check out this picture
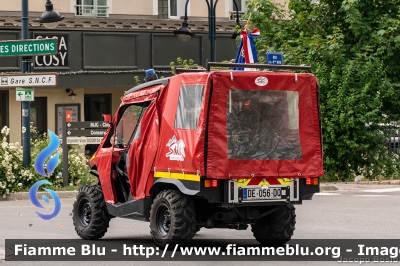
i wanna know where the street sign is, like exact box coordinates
[67,121,110,129]
[66,110,72,123]
[16,88,34,101]
[266,52,283,65]
[67,129,107,137]
[0,38,58,57]
[66,137,103,145]
[0,73,58,88]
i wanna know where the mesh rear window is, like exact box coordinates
[227,89,302,160]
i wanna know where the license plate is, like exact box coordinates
[242,187,285,200]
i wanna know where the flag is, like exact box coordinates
[234,28,260,70]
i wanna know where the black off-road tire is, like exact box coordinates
[149,190,196,247]
[251,204,296,246]
[72,184,110,240]
[191,226,201,238]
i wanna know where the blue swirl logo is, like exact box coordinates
[34,130,60,177]
[30,130,61,220]
[29,180,61,220]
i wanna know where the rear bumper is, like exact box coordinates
[193,178,320,206]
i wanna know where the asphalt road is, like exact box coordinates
[1,184,400,265]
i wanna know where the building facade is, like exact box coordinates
[0,0,284,155]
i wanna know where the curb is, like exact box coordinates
[0,191,78,201]
[353,180,400,185]
[322,180,400,186]
[319,180,400,193]
[320,185,338,192]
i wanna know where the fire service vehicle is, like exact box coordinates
[72,62,323,247]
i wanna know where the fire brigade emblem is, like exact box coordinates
[166,135,185,161]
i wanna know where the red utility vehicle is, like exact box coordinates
[72,62,323,247]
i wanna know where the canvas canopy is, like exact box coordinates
[154,71,323,179]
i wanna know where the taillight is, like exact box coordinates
[204,179,218,188]
[306,177,319,185]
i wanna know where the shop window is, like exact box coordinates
[30,97,47,135]
[76,0,108,17]
[30,108,38,128]
[174,84,204,129]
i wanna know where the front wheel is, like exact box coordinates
[72,185,110,240]
[149,190,196,247]
[251,204,296,246]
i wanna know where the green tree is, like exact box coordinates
[170,57,202,74]
[246,0,400,180]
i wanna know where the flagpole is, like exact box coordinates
[234,13,260,70]
[244,13,251,32]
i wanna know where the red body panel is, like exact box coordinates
[154,73,211,175]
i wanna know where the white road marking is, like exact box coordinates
[315,193,341,195]
[362,188,400,193]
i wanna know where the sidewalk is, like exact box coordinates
[320,179,400,193]
[0,190,77,201]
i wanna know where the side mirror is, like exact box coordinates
[102,114,112,124]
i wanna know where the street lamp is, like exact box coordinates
[21,0,64,167]
[39,0,65,29]
[174,0,241,62]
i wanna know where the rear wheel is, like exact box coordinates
[149,190,196,247]
[72,184,110,240]
[251,204,296,245]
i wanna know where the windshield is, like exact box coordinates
[115,103,148,147]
